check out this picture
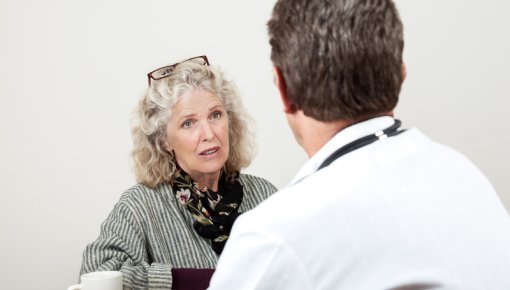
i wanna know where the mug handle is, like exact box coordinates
[67,284,83,290]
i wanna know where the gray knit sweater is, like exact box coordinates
[80,174,277,290]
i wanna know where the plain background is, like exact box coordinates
[0,0,509,289]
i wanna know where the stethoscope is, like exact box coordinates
[318,119,405,171]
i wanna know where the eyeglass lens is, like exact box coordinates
[148,55,209,85]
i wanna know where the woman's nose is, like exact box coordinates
[200,122,214,141]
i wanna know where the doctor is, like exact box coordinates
[208,0,510,289]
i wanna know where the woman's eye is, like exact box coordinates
[182,120,193,128]
[211,112,222,120]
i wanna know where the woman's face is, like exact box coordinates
[165,88,229,183]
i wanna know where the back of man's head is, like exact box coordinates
[268,0,404,122]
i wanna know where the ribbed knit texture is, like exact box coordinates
[80,173,277,290]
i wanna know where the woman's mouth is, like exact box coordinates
[199,146,220,157]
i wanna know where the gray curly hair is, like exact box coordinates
[131,59,255,188]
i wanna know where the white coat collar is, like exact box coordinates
[288,116,396,186]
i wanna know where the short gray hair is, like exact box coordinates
[131,60,255,188]
[268,0,404,122]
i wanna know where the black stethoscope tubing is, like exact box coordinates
[318,119,405,170]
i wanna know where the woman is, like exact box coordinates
[80,55,277,290]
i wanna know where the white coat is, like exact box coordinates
[209,116,510,290]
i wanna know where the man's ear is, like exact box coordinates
[273,66,297,114]
[401,63,407,82]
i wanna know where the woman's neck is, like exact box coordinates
[189,171,221,192]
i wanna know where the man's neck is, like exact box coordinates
[293,112,354,158]
[293,112,394,158]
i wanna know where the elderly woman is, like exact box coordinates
[80,55,277,290]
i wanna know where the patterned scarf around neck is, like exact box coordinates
[171,169,244,255]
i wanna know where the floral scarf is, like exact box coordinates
[171,169,244,255]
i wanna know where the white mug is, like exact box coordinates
[67,271,123,290]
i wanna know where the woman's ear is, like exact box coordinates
[162,138,172,153]
[273,67,297,114]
